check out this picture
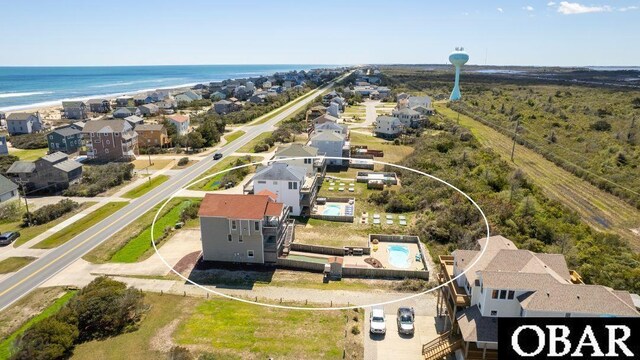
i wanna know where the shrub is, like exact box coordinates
[0,200,22,222]
[168,346,193,360]
[180,201,200,223]
[590,120,612,131]
[0,155,20,175]
[64,163,134,197]
[9,133,48,149]
[11,317,79,360]
[177,157,189,166]
[350,325,361,335]
[253,142,270,153]
[67,276,146,342]
[25,199,79,226]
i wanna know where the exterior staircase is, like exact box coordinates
[422,331,463,360]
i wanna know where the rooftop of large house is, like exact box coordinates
[52,126,81,137]
[82,119,131,133]
[198,194,283,220]
[274,143,318,158]
[254,163,305,182]
[135,124,164,132]
[167,114,189,123]
[310,131,345,142]
[0,175,18,194]
[313,113,339,124]
[6,112,38,121]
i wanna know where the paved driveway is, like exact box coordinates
[364,294,440,360]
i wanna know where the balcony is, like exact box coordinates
[438,255,471,308]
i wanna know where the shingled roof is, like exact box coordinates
[198,194,283,220]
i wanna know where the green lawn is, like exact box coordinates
[236,132,273,153]
[9,148,47,161]
[0,291,76,359]
[109,199,196,263]
[188,156,256,191]
[31,202,129,249]
[175,297,347,359]
[122,175,169,199]
[0,201,97,247]
[0,257,36,274]
[223,130,245,144]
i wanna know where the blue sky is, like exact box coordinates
[1,0,638,66]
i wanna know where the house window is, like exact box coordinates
[49,135,53,139]
[247,250,254,258]
[491,310,498,316]
[478,303,481,310]
[257,181,266,184]
[228,234,232,242]
[231,220,237,230]
[491,290,498,299]
[499,290,507,300]
[507,290,515,300]
[288,181,297,190]
[254,221,259,231]
[304,158,312,164]
[239,236,243,243]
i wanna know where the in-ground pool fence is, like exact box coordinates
[290,243,371,256]
[276,258,325,272]
[368,234,430,272]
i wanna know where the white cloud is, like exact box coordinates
[523,5,535,11]
[618,5,639,11]
[557,2,612,14]
[547,1,556,6]
[497,7,504,13]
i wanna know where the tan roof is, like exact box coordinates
[198,194,283,220]
[167,114,189,123]
[82,119,131,133]
[135,124,165,132]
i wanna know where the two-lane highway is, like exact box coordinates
[0,73,349,311]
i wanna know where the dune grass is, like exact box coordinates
[9,148,47,161]
[122,175,169,199]
[31,202,129,249]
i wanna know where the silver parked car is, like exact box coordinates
[369,307,386,335]
[396,307,415,335]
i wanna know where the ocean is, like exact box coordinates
[0,64,331,111]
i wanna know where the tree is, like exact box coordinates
[632,97,640,109]
[11,317,79,360]
[590,120,612,131]
[0,154,20,175]
[187,131,205,149]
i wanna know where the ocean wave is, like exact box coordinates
[90,78,184,88]
[0,91,53,99]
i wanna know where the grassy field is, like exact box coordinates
[223,130,245,144]
[132,158,173,170]
[0,256,35,274]
[437,104,640,250]
[109,199,196,263]
[8,148,47,161]
[236,132,274,153]
[122,175,169,199]
[72,293,361,360]
[348,132,415,167]
[0,290,76,359]
[32,202,129,249]
[188,155,258,191]
[0,201,97,247]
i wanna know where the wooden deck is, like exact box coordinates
[422,331,463,360]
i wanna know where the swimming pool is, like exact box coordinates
[387,245,410,268]
[323,204,342,216]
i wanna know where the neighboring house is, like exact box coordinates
[115,96,134,107]
[0,175,19,204]
[48,127,83,154]
[198,193,294,264]
[6,112,43,135]
[166,114,190,136]
[374,116,403,139]
[157,99,177,114]
[124,115,144,128]
[82,119,138,162]
[174,93,194,104]
[262,80,272,89]
[309,131,346,166]
[248,93,267,104]
[135,124,170,148]
[6,152,83,193]
[213,100,241,115]
[150,90,171,102]
[305,105,326,122]
[138,103,160,116]
[392,108,421,127]
[407,95,432,110]
[210,91,226,100]
[326,102,340,118]
[69,121,86,131]
[0,136,8,155]
[87,98,111,113]
[314,121,348,137]
[133,93,154,106]
[62,101,88,120]
[272,143,326,177]
[112,107,141,119]
[312,113,340,127]
[431,235,640,359]
[251,163,309,216]
[0,112,5,120]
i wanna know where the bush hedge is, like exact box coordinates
[24,199,79,226]
[64,163,134,197]
[9,133,48,149]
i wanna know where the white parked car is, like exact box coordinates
[369,307,386,335]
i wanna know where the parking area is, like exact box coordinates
[364,293,441,360]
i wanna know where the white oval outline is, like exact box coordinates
[151,155,490,310]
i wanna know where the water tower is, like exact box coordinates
[449,47,469,101]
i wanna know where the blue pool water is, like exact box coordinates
[388,245,410,269]
[322,204,342,216]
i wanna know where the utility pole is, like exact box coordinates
[17,181,32,227]
[510,117,521,162]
